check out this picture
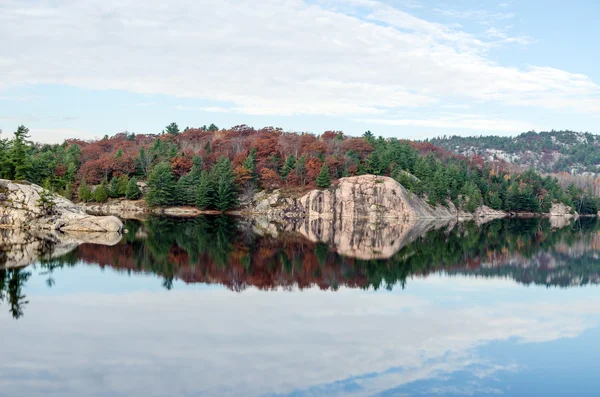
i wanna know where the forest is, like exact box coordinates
[430,130,600,174]
[1,123,599,214]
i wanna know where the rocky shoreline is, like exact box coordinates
[81,175,577,223]
[0,179,124,233]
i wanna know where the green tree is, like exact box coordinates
[94,179,109,203]
[460,182,482,212]
[78,178,92,202]
[117,174,129,196]
[165,122,180,135]
[11,125,32,180]
[37,186,57,216]
[125,177,142,200]
[316,164,331,188]
[281,154,296,178]
[146,162,176,207]
[109,176,120,198]
[196,170,214,210]
[211,157,238,212]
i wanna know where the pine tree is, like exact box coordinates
[94,179,109,203]
[11,125,31,180]
[281,154,296,178]
[196,170,214,210]
[117,174,129,196]
[78,178,92,202]
[177,173,197,206]
[62,182,74,200]
[165,122,180,135]
[243,149,257,181]
[211,157,238,212]
[37,186,57,216]
[316,164,331,188]
[487,191,503,210]
[146,162,176,207]
[125,177,142,200]
[109,176,120,198]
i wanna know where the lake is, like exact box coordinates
[2,216,600,396]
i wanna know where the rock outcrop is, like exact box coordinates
[549,203,574,217]
[246,175,458,222]
[0,180,123,233]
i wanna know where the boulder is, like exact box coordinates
[0,179,123,233]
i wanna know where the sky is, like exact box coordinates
[1,0,599,143]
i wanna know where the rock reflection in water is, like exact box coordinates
[2,216,600,319]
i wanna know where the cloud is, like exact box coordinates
[354,113,543,133]
[0,0,598,124]
[433,8,515,21]
[0,277,599,397]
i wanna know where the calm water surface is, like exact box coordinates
[2,217,600,396]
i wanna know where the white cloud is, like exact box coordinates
[0,0,598,125]
[0,279,598,397]
[355,113,544,133]
[433,7,515,21]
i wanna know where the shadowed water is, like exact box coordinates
[1,216,600,396]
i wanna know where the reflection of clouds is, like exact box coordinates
[0,278,599,397]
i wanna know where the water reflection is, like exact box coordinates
[2,216,600,320]
[2,217,600,396]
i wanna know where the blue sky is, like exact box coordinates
[1,0,599,143]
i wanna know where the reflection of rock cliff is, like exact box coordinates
[292,217,453,260]
[0,179,123,232]
[0,228,122,269]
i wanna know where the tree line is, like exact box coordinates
[1,123,599,213]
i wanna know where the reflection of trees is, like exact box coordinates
[0,268,31,319]
[30,216,600,294]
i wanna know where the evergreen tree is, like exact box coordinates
[94,179,109,203]
[0,133,10,179]
[117,174,129,196]
[125,177,142,200]
[243,149,257,181]
[211,157,238,212]
[78,178,92,202]
[62,182,74,201]
[109,176,120,198]
[281,154,296,178]
[11,125,31,180]
[146,162,176,207]
[196,170,214,210]
[37,186,57,216]
[177,173,198,206]
[165,122,180,135]
[487,190,503,210]
[460,181,482,212]
[316,164,331,188]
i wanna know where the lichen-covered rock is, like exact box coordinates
[0,179,123,233]
[549,203,574,217]
[245,175,458,222]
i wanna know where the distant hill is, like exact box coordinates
[429,130,600,174]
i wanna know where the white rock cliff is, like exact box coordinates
[0,179,123,233]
